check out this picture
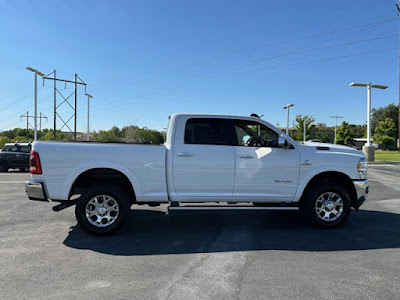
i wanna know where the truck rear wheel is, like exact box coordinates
[301,182,351,228]
[75,184,130,235]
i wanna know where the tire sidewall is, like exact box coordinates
[75,184,130,235]
[302,182,351,228]
[0,161,8,172]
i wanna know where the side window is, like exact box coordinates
[20,146,31,153]
[3,146,17,152]
[234,120,279,147]
[184,118,234,146]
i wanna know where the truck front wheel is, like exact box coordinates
[75,184,130,235]
[301,182,351,228]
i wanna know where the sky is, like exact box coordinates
[0,0,398,133]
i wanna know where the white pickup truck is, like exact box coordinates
[25,113,369,235]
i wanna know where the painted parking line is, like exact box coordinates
[0,181,25,184]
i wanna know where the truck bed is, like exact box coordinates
[32,141,167,202]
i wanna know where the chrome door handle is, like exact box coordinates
[239,154,254,159]
[177,152,193,157]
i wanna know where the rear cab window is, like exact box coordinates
[184,118,235,146]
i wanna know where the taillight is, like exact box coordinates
[29,151,42,174]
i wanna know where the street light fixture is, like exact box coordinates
[350,82,388,161]
[283,103,294,135]
[84,92,93,141]
[26,66,45,141]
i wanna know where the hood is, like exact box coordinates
[299,141,364,156]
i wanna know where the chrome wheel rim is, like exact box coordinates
[85,194,119,228]
[315,192,343,222]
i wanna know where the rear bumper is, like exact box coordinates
[352,179,369,209]
[25,181,48,202]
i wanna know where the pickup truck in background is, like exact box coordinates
[0,142,31,172]
[25,113,369,235]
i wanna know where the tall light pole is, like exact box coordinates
[350,82,388,161]
[26,67,45,141]
[330,116,343,144]
[84,93,93,141]
[283,104,294,135]
[303,116,307,142]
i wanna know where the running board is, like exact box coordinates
[168,205,299,212]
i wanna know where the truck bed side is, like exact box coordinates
[32,141,168,202]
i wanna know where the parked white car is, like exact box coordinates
[25,113,369,235]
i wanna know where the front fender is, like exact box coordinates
[293,165,358,203]
[61,160,143,202]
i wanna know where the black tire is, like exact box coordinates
[75,184,131,235]
[0,161,9,172]
[19,168,25,172]
[300,182,351,228]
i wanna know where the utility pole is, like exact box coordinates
[330,116,343,144]
[41,71,87,141]
[396,1,400,148]
[20,111,35,140]
[38,113,48,138]
[74,74,77,141]
[53,70,56,140]
[84,93,93,141]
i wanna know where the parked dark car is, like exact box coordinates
[0,143,31,172]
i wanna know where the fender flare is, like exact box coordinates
[61,160,143,202]
[293,166,356,203]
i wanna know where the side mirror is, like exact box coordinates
[278,136,286,147]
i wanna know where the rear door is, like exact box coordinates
[232,119,301,202]
[16,145,31,168]
[172,116,236,201]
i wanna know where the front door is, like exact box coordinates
[232,119,301,202]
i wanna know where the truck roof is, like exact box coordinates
[4,142,31,146]
[169,113,264,120]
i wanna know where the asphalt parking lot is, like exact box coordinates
[1,164,400,300]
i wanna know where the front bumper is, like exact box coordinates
[352,179,369,209]
[25,181,48,202]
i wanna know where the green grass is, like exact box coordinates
[374,150,400,162]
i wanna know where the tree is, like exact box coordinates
[373,118,396,149]
[371,103,398,145]
[292,114,315,141]
[92,130,120,143]
[336,121,353,145]
[348,124,366,139]
[0,136,10,148]
[42,131,69,141]
[314,130,334,143]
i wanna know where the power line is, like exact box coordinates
[193,17,398,62]
[259,47,398,71]
[0,85,49,112]
[199,33,398,80]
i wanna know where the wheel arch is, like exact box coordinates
[0,159,9,170]
[64,163,142,203]
[298,171,357,208]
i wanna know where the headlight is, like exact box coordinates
[357,157,368,179]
